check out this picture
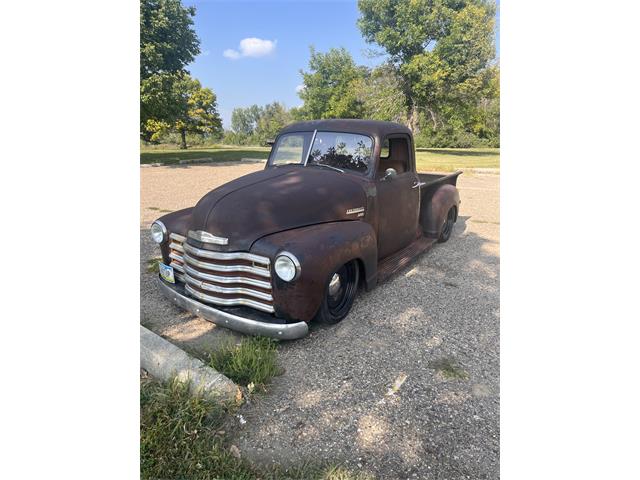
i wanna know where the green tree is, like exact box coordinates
[140,0,200,138]
[298,47,367,119]
[231,105,263,139]
[358,0,497,135]
[144,74,222,149]
[254,102,292,143]
[353,64,407,123]
[140,0,200,79]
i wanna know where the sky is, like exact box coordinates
[185,0,500,128]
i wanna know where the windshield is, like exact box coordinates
[269,131,374,175]
[269,132,313,166]
[308,132,373,174]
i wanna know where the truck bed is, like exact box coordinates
[418,170,462,194]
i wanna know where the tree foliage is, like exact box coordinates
[358,0,499,146]
[144,74,223,148]
[227,102,294,145]
[140,0,200,80]
[298,47,368,119]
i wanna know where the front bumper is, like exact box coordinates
[157,277,309,340]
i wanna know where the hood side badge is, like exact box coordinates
[188,230,229,245]
[346,207,365,217]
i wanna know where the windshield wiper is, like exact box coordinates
[309,163,344,173]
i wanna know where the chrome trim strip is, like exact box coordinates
[183,253,271,278]
[175,272,186,282]
[157,277,308,339]
[183,264,272,289]
[188,230,229,245]
[185,284,275,313]
[169,242,184,253]
[183,242,270,266]
[184,275,273,302]
[169,232,186,242]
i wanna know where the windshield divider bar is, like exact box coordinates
[303,129,317,166]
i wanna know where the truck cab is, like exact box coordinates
[151,119,461,339]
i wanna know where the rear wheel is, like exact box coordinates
[438,207,456,243]
[314,261,359,324]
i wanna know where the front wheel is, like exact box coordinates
[438,207,456,243]
[314,261,359,324]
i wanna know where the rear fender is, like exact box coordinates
[420,184,460,238]
[251,221,377,322]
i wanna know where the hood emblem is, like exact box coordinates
[188,230,229,245]
[346,207,365,217]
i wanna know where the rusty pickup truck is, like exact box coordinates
[151,119,461,339]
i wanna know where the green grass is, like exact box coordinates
[415,147,499,172]
[140,144,270,165]
[146,257,161,273]
[428,357,470,380]
[140,143,499,172]
[141,378,373,480]
[209,336,281,389]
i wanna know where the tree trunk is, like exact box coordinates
[428,109,438,130]
[407,102,420,134]
[180,129,187,149]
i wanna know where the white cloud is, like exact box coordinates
[223,49,241,59]
[223,37,276,60]
[295,84,305,93]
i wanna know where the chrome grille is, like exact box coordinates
[168,232,274,313]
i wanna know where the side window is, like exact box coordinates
[380,138,390,159]
[377,136,410,177]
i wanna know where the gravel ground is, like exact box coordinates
[140,161,499,479]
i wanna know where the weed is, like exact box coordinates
[428,357,469,380]
[210,336,281,388]
[146,257,161,273]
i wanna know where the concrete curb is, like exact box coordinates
[140,325,238,403]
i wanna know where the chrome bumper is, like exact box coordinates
[157,277,309,340]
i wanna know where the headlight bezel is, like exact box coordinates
[274,251,301,282]
[150,220,167,244]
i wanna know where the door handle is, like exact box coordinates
[412,182,426,189]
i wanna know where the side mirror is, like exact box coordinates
[265,139,275,147]
[382,168,397,181]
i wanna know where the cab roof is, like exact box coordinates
[278,119,412,141]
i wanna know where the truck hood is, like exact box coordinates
[190,165,368,251]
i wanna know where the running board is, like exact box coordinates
[377,236,437,284]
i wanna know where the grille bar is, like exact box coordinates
[185,284,274,313]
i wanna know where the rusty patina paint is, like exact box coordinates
[154,119,462,325]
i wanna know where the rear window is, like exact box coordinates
[307,132,373,175]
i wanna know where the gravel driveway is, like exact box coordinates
[140,161,499,479]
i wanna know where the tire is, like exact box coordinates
[438,207,456,243]
[314,260,360,324]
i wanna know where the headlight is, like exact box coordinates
[274,252,300,282]
[150,221,167,244]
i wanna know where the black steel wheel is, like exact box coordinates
[314,260,359,325]
[438,207,456,243]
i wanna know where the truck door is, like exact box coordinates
[376,135,420,259]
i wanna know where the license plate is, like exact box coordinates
[159,263,175,284]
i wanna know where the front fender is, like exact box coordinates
[251,221,377,322]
